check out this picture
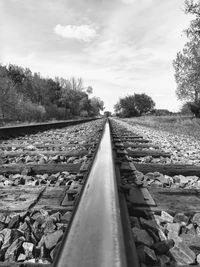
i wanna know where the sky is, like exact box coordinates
[0,0,193,112]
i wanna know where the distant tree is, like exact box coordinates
[134,93,155,115]
[89,97,104,116]
[120,95,139,117]
[104,111,112,117]
[150,109,173,116]
[114,93,155,117]
[114,102,121,115]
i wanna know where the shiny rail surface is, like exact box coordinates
[54,121,128,267]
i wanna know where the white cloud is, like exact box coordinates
[54,24,97,42]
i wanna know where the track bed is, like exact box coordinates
[110,118,200,266]
[1,117,200,267]
[0,119,106,266]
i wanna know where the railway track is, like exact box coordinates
[109,118,200,267]
[1,117,200,266]
[0,118,105,266]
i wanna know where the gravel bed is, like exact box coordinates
[0,119,106,264]
[0,209,70,263]
[122,171,200,266]
[0,119,105,164]
[130,209,200,266]
[0,119,105,153]
[128,170,200,189]
[116,118,200,165]
[0,172,78,187]
[2,154,87,165]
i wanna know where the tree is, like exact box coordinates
[173,41,200,102]
[173,0,200,103]
[181,102,194,115]
[134,93,155,115]
[104,111,112,117]
[89,97,104,116]
[0,66,18,120]
[0,63,103,122]
[114,94,155,117]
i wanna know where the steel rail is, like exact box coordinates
[0,118,98,139]
[53,121,128,267]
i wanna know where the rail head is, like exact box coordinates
[53,121,129,267]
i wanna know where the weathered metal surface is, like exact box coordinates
[54,121,128,267]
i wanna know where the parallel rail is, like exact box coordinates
[0,118,98,139]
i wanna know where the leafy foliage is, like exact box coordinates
[173,0,200,107]
[114,93,155,117]
[0,63,104,124]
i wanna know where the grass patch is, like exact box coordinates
[121,115,200,140]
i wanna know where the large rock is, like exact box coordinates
[192,213,200,227]
[43,230,63,250]
[50,241,61,261]
[19,222,29,232]
[0,229,22,250]
[0,222,6,231]
[155,174,170,185]
[137,245,157,265]
[61,211,72,222]
[166,223,181,237]
[0,213,6,223]
[152,239,174,254]
[129,217,141,228]
[23,242,34,258]
[132,227,154,247]
[4,236,24,262]
[173,213,189,225]
[17,253,26,262]
[157,228,167,241]
[170,242,196,265]
[186,223,196,235]
[8,215,20,229]
[50,212,61,223]
[42,218,56,234]
[140,217,158,233]
[161,211,173,223]
[157,254,171,266]
[144,172,155,180]
[180,233,200,254]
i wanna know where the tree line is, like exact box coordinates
[173,0,200,117]
[0,64,104,124]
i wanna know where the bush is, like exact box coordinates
[16,100,46,122]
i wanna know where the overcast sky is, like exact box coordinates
[0,0,192,112]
